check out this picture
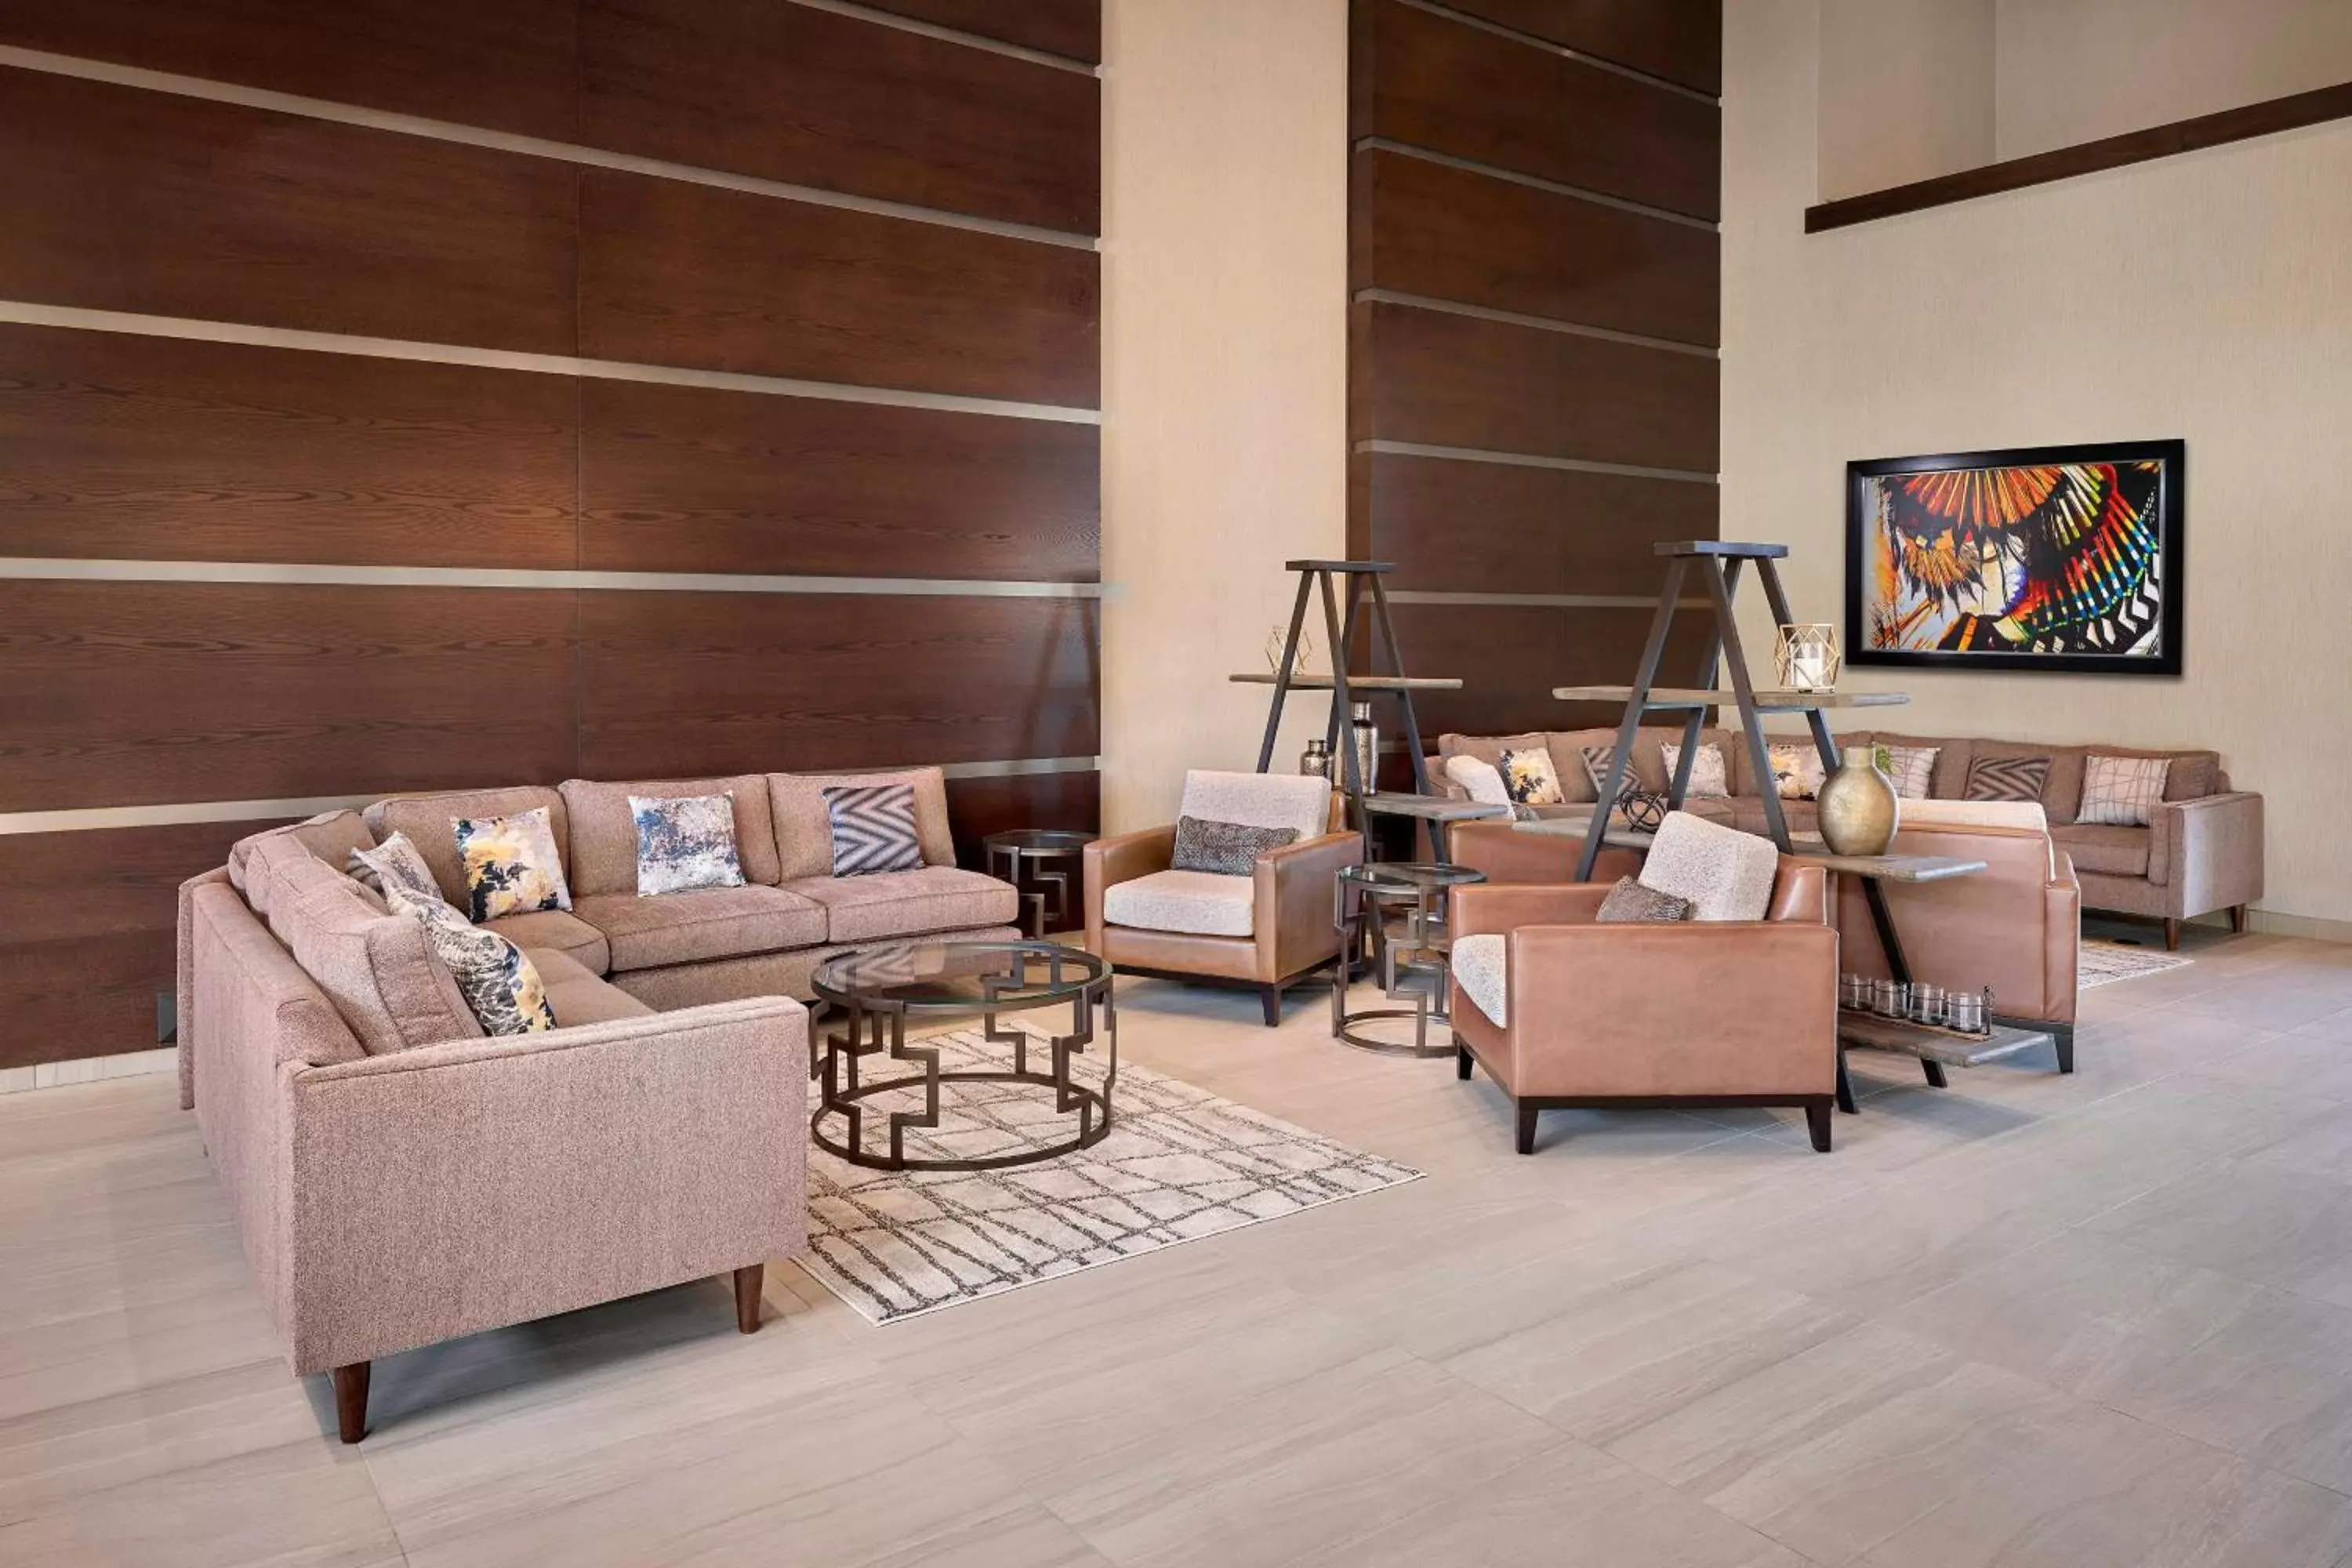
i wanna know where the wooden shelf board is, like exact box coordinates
[1229,673,1463,691]
[1360,792,1512,822]
[1509,811,1656,850]
[1838,1008,2052,1068]
[1551,685,1911,711]
[1789,843,1989,883]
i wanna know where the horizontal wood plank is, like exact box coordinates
[1388,601,1716,739]
[943,770,1101,869]
[0,0,580,141]
[576,591,1099,779]
[1355,450,1715,595]
[1358,0,1719,221]
[582,0,1098,234]
[859,0,1101,64]
[1439,0,1721,96]
[1354,300,1719,473]
[0,69,577,355]
[579,170,1098,408]
[0,581,580,811]
[0,324,579,568]
[1354,147,1716,344]
[581,379,1096,581]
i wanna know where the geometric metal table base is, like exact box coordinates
[1330,862,1484,1058]
[983,829,1096,939]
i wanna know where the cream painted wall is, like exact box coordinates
[1817,0,1994,200]
[1726,0,2352,926]
[1098,0,1350,833]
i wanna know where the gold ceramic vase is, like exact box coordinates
[1817,748,1900,856]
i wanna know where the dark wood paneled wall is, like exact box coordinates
[1347,0,1720,742]
[0,1,1102,1067]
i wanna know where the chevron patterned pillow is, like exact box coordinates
[1965,753,2051,804]
[822,783,925,877]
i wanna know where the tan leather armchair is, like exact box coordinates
[1447,860,1840,1154]
[1832,804,2081,1073]
[1084,771,1360,1025]
[1447,818,1642,885]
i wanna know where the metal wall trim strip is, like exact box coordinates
[1356,288,1718,358]
[0,557,1105,597]
[1395,0,1719,107]
[1356,439,1717,485]
[1354,137,1719,234]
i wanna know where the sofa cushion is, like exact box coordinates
[1639,811,1778,922]
[227,810,376,915]
[1102,869,1255,938]
[572,884,827,972]
[528,948,655,1027]
[367,786,569,907]
[1178,770,1330,845]
[781,866,1021,942]
[264,853,484,1054]
[1451,933,1506,1025]
[482,909,610,975]
[770,768,955,880]
[2052,823,2152,879]
[558,775,780,895]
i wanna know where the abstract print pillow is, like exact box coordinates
[822,783,925,877]
[383,882,555,1036]
[1766,743,1827,800]
[630,792,745,897]
[1497,746,1566,806]
[454,805,573,924]
[347,830,447,908]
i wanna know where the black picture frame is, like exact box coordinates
[1845,439,2185,677]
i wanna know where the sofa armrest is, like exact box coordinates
[1255,829,1364,980]
[2152,791,2263,915]
[1083,826,1176,956]
[1507,921,1840,1098]
[280,996,808,1374]
[2045,851,2080,1022]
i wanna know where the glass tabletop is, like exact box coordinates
[811,939,1108,1010]
[1339,861,1488,892]
[983,829,1098,852]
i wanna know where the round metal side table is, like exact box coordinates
[983,829,1097,938]
[1331,862,1486,1057]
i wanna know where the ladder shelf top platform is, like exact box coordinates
[1552,684,1909,713]
[1232,673,1463,691]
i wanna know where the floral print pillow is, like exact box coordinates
[385,882,556,1036]
[454,805,573,924]
[630,793,746,897]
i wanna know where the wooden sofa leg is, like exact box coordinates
[1805,1099,1833,1153]
[2230,904,2249,934]
[332,1362,369,1445]
[2164,917,2182,951]
[2053,1024,2075,1076]
[1514,1100,1538,1156]
[1456,1043,1472,1081]
[734,1265,764,1334]
[1260,985,1283,1028]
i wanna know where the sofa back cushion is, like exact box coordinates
[770,768,955,880]
[365,786,568,907]
[559,775,781,895]
[1443,728,1715,804]
[1178,769,1330,845]
[227,810,376,916]
[262,852,484,1054]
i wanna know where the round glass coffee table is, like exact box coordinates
[1332,862,1486,1057]
[809,939,1115,1172]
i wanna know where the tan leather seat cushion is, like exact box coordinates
[557,775,782,896]
[2053,823,2152,878]
[572,885,826,972]
[1102,869,1255,938]
[779,867,1019,943]
[365,786,570,907]
[529,948,656,1026]
[483,909,611,975]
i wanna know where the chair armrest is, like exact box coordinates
[280,997,807,1373]
[2152,791,2263,912]
[1507,922,1840,1098]
[1257,830,1364,979]
[2045,852,2080,1022]
[1083,825,1175,955]
[1449,882,1610,937]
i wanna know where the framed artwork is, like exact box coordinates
[1846,440,2184,675]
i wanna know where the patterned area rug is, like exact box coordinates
[2080,938,2194,989]
[799,1028,1422,1325]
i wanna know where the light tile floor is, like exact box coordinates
[8,924,2352,1565]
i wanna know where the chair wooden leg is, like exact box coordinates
[1514,1100,1538,1156]
[2053,1023,2074,1075]
[2164,917,2182,950]
[734,1264,764,1334]
[331,1362,369,1445]
[1805,1098,1833,1153]
[1259,985,1283,1028]
[2230,904,2249,934]
[1456,1043,1472,1081]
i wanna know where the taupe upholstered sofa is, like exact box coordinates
[176,766,1022,1442]
[1435,728,2259,947]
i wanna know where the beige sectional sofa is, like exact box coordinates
[178,764,1021,1443]
[1434,727,2260,945]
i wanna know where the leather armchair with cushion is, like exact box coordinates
[1084,770,1360,1025]
[1446,857,1840,1154]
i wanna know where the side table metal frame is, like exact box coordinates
[1330,870,1463,1058]
[983,833,1092,939]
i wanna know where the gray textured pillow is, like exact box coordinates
[348,831,446,908]
[1595,875,1693,924]
[1171,815,1298,876]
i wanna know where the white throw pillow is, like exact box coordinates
[1875,744,1940,800]
[1636,811,1779,922]
[1444,753,1513,808]
[2078,753,2170,826]
[1659,742,1730,799]
[1451,933,1507,1025]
